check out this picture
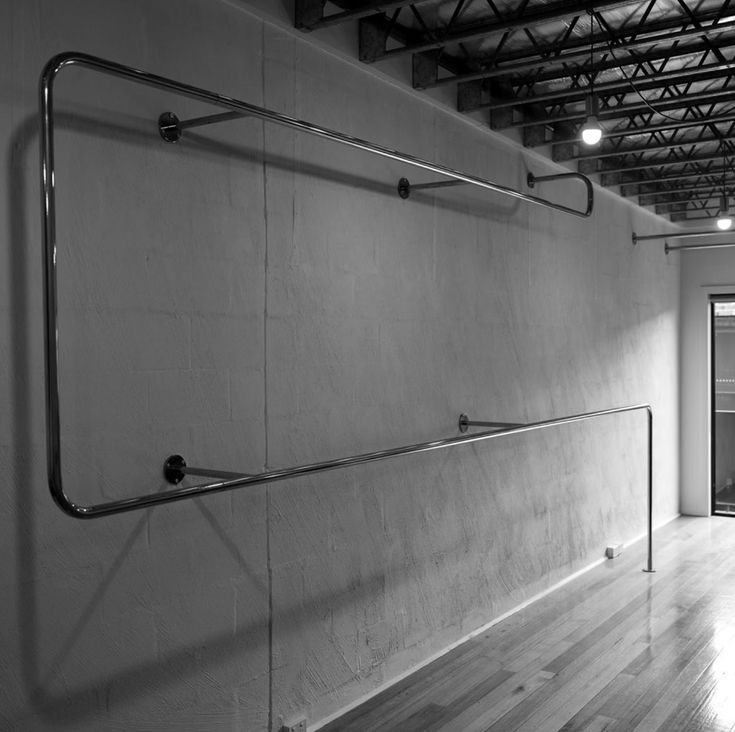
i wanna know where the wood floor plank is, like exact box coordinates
[580,715,616,732]
[316,518,735,732]
[434,669,557,732]
[557,673,635,732]
[559,559,735,732]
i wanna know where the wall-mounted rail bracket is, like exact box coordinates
[457,414,524,433]
[163,455,252,483]
[158,110,248,143]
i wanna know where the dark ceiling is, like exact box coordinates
[295,0,735,224]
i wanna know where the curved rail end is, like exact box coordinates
[526,170,594,218]
[49,475,95,519]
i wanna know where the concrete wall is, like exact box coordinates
[1,1,679,730]
[681,253,735,515]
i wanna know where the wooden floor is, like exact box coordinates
[320,516,735,732]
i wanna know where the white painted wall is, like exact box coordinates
[680,251,735,516]
[0,1,679,730]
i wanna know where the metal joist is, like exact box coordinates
[605,164,727,188]
[359,0,631,63]
[413,8,735,91]
[493,83,735,131]
[545,112,735,152]
[554,129,735,163]
[295,0,431,31]
[580,146,733,176]
[621,175,730,197]
[475,63,735,117]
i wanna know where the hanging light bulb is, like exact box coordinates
[717,194,732,230]
[716,144,731,230]
[581,94,603,146]
[580,10,603,146]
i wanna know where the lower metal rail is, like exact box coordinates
[45,394,655,571]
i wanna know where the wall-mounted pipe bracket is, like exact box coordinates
[458,414,525,433]
[158,112,182,143]
[163,455,252,483]
[163,454,186,483]
[159,110,248,143]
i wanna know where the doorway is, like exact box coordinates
[712,297,735,515]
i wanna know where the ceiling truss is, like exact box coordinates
[296,0,735,225]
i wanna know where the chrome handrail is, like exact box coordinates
[44,383,655,570]
[39,55,647,572]
[41,52,593,218]
[458,405,654,573]
[632,230,735,253]
[395,170,594,217]
[665,241,735,253]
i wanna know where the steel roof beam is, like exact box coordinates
[500,37,735,90]
[296,0,430,31]
[604,161,729,186]
[472,63,735,114]
[544,111,735,150]
[555,129,732,163]
[494,85,735,130]
[580,147,733,176]
[361,0,636,63]
[656,202,720,214]
[641,188,727,206]
[620,172,729,195]
[414,7,735,88]
[671,212,718,222]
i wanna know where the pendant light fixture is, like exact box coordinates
[717,144,732,231]
[580,9,603,146]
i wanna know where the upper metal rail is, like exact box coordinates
[41,52,593,219]
[632,230,735,253]
[665,241,735,253]
[632,229,733,243]
[395,170,593,217]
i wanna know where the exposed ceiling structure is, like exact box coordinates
[295,0,735,225]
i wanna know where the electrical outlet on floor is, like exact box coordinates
[606,543,623,559]
[281,719,307,732]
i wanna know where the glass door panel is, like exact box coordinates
[713,299,735,515]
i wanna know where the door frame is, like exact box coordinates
[710,294,735,515]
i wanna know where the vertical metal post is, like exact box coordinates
[643,406,655,572]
